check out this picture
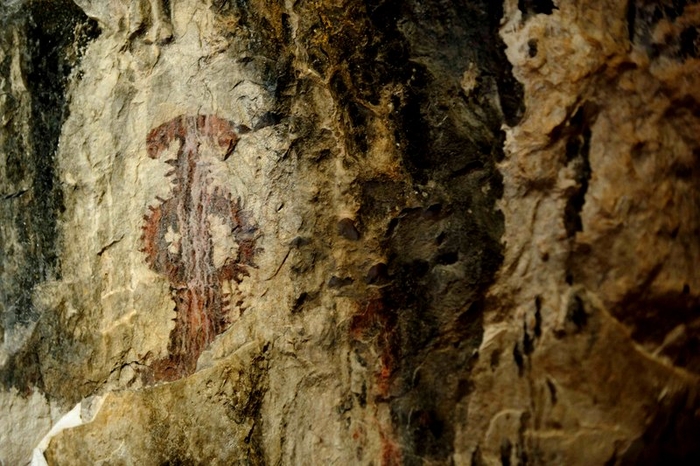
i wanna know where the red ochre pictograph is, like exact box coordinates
[140,115,257,381]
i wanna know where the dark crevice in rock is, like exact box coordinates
[490,3,526,128]
[565,294,588,332]
[490,350,501,370]
[472,446,485,466]
[627,0,638,43]
[628,0,697,60]
[518,0,557,20]
[561,104,595,237]
[337,218,361,241]
[664,0,688,20]
[617,291,700,373]
[513,342,525,376]
[291,291,313,314]
[516,412,530,465]
[619,386,700,465]
[328,275,354,289]
[341,1,515,460]
[25,0,98,280]
[1,1,99,397]
[365,263,389,285]
[546,378,557,405]
[534,296,542,338]
[679,26,699,58]
[162,0,172,18]
[435,251,459,266]
[500,438,513,466]
[528,38,539,57]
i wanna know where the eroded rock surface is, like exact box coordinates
[458,1,700,464]
[0,0,698,464]
[45,341,267,465]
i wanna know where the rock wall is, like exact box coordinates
[460,2,700,463]
[1,0,698,464]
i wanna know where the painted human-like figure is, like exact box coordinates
[141,115,257,381]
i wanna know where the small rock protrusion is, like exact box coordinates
[365,263,388,285]
[328,276,354,289]
[337,218,361,241]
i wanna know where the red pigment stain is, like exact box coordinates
[141,115,257,381]
[380,430,403,466]
[350,296,402,465]
[350,298,398,399]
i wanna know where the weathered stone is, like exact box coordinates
[0,0,698,464]
[45,340,267,464]
[455,1,700,464]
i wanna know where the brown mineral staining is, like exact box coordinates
[349,297,400,402]
[380,434,402,466]
[141,115,257,381]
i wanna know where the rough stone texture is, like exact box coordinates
[457,1,700,464]
[0,0,698,465]
[45,340,267,464]
[1,0,94,369]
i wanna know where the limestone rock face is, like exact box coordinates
[457,2,700,464]
[45,341,267,464]
[1,0,698,464]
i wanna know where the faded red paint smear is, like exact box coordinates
[350,297,402,465]
[141,115,257,382]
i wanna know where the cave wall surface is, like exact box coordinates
[0,0,698,464]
